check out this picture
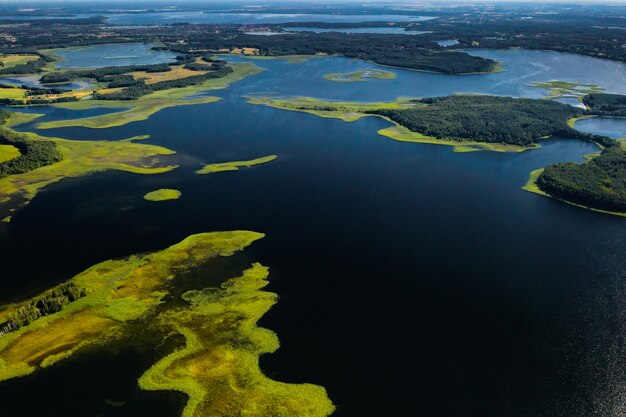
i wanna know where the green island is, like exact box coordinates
[0,231,335,416]
[529,80,605,101]
[143,188,182,201]
[196,155,278,174]
[0,111,177,219]
[247,95,606,152]
[323,69,396,82]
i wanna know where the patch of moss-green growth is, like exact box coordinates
[139,263,335,417]
[246,96,534,153]
[196,154,277,174]
[36,63,263,130]
[567,115,596,128]
[323,69,396,82]
[4,112,44,128]
[529,80,605,101]
[144,188,182,201]
[0,231,265,382]
[0,123,177,215]
[0,144,20,163]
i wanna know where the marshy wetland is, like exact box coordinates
[1,41,626,417]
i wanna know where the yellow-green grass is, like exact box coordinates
[246,96,534,153]
[196,154,277,174]
[0,144,20,163]
[522,168,626,217]
[567,115,596,128]
[323,69,396,82]
[0,231,265,381]
[0,88,26,100]
[131,66,208,85]
[36,63,263,130]
[139,262,335,417]
[0,126,177,210]
[219,53,326,64]
[0,54,39,69]
[4,112,44,127]
[144,188,182,201]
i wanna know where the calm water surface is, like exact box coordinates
[1,48,626,417]
[283,27,431,35]
[53,43,177,69]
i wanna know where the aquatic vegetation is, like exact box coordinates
[323,69,396,82]
[0,124,177,216]
[140,263,335,417]
[246,96,535,152]
[0,231,265,381]
[0,231,335,416]
[144,188,182,201]
[529,80,605,101]
[36,63,263,130]
[196,155,278,174]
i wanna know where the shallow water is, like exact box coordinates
[53,43,177,69]
[575,117,626,138]
[1,48,626,417]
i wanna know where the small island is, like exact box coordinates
[323,69,396,82]
[196,155,278,174]
[143,188,182,201]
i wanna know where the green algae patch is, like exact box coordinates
[139,263,335,417]
[247,96,534,153]
[0,144,20,163]
[144,188,182,201]
[522,168,626,217]
[529,80,605,101]
[0,231,265,381]
[196,154,277,174]
[36,63,263,130]
[0,125,177,215]
[323,69,396,82]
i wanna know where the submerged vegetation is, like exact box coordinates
[529,80,605,101]
[0,231,335,416]
[323,69,396,82]
[196,155,278,174]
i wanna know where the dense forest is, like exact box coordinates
[369,95,608,147]
[537,144,626,212]
[0,110,63,177]
[583,94,626,117]
[0,283,86,336]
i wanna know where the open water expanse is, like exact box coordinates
[0,47,625,417]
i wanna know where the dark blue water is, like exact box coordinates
[1,49,626,417]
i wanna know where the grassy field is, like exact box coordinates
[131,65,207,84]
[323,69,397,82]
[246,96,534,153]
[196,155,278,174]
[0,88,26,100]
[144,188,182,201]
[0,54,39,69]
[0,144,20,163]
[36,62,263,130]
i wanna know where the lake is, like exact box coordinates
[52,43,177,69]
[1,48,625,417]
